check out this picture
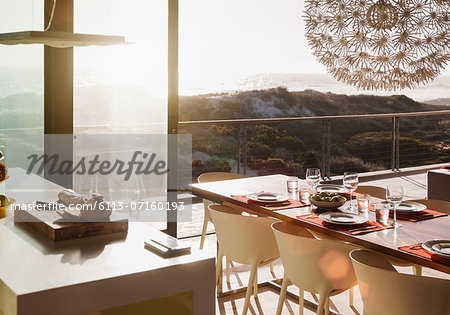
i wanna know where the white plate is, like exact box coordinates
[319,212,368,225]
[316,184,348,194]
[380,201,426,213]
[422,240,450,259]
[246,192,289,203]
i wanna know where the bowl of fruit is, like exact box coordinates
[309,192,346,210]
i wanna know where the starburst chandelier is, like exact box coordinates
[304,0,450,90]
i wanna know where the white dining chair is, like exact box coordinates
[350,249,450,315]
[209,204,280,315]
[272,221,358,315]
[197,172,248,284]
[355,185,387,200]
[198,172,248,250]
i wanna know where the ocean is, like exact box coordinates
[0,67,449,103]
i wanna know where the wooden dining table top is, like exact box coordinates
[191,174,450,274]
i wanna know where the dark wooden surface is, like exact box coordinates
[192,174,450,274]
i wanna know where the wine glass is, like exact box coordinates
[306,168,321,194]
[343,172,359,212]
[386,185,403,228]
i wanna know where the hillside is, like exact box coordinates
[180,87,449,121]
[180,88,450,176]
[423,98,450,106]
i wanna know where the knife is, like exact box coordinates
[349,225,379,233]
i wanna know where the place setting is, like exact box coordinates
[399,240,450,266]
[231,191,307,211]
[297,210,393,235]
[371,200,448,222]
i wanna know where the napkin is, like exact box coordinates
[230,195,307,211]
[296,213,393,235]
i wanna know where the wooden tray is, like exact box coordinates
[14,209,128,241]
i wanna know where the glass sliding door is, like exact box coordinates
[74,0,170,232]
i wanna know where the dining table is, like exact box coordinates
[191,174,450,275]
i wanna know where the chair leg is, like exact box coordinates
[253,268,258,297]
[270,262,274,273]
[199,217,208,250]
[226,257,231,283]
[275,275,289,315]
[242,264,258,315]
[412,265,422,276]
[315,293,329,315]
[324,297,330,315]
[349,287,354,307]
[299,288,304,315]
[215,252,224,295]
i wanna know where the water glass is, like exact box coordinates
[287,177,299,200]
[299,185,310,203]
[343,172,359,212]
[287,177,299,193]
[375,203,390,225]
[386,185,403,228]
[306,168,321,193]
[357,194,370,212]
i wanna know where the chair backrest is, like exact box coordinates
[209,204,279,265]
[272,222,357,295]
[355,185,386,200]
[350,249,450,315]
[409,199,450,213]
[198,172,248,221]
[198,172,247,183]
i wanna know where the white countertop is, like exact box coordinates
[0,168,215,315]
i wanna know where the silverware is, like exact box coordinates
[264,202,291,207]
[409,244,423,250]
[348,225,379,233]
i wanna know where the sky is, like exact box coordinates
[0,0,449,91]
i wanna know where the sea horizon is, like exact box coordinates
[0,67,449,103]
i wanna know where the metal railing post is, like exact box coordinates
[326,120,331,179]
[322,121,327,178]
[395,117,400,170]
[391,117,396,171]
[243,124,247,176]
[237,124,242,174]
[391,116,400,172]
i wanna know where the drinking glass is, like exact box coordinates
[306,168,321,193]
[343,172,358,212]
[375,203,390,225]
[286,177,299,200]
[357,194,370,212]
[386,185,403,228]
[299,185,310,204]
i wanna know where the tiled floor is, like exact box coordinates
[178,171,449,314]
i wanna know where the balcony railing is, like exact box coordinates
[179,110,450,180]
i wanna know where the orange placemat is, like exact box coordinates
[398,243,450,266]
[296,213,393,235]
[230,195,307,211]
[368,203,448,222]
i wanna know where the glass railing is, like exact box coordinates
[179,110,450,181]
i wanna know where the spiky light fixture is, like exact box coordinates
[304,0,449,90]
